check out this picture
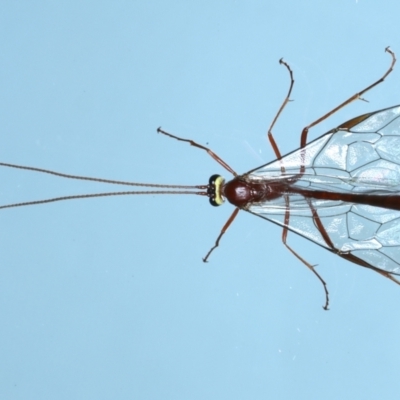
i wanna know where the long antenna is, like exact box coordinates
[0,162,204,189]
[0,162,209,210]
[0,190,208,210]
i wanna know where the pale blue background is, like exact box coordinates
[1,1,400,399]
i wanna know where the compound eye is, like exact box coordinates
[208,174,224,207]
[209,197,220,207]
[209,174,220,185]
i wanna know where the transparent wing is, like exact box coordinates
[246,105,400,275]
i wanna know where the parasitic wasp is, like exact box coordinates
[2,47,400,309]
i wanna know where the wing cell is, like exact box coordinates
[246,106,400,275]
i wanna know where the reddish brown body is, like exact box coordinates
[223,176,400,211]
[1,48,398,310]
[223,178,285,207]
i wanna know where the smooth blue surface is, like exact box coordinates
[1,1,400,399]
